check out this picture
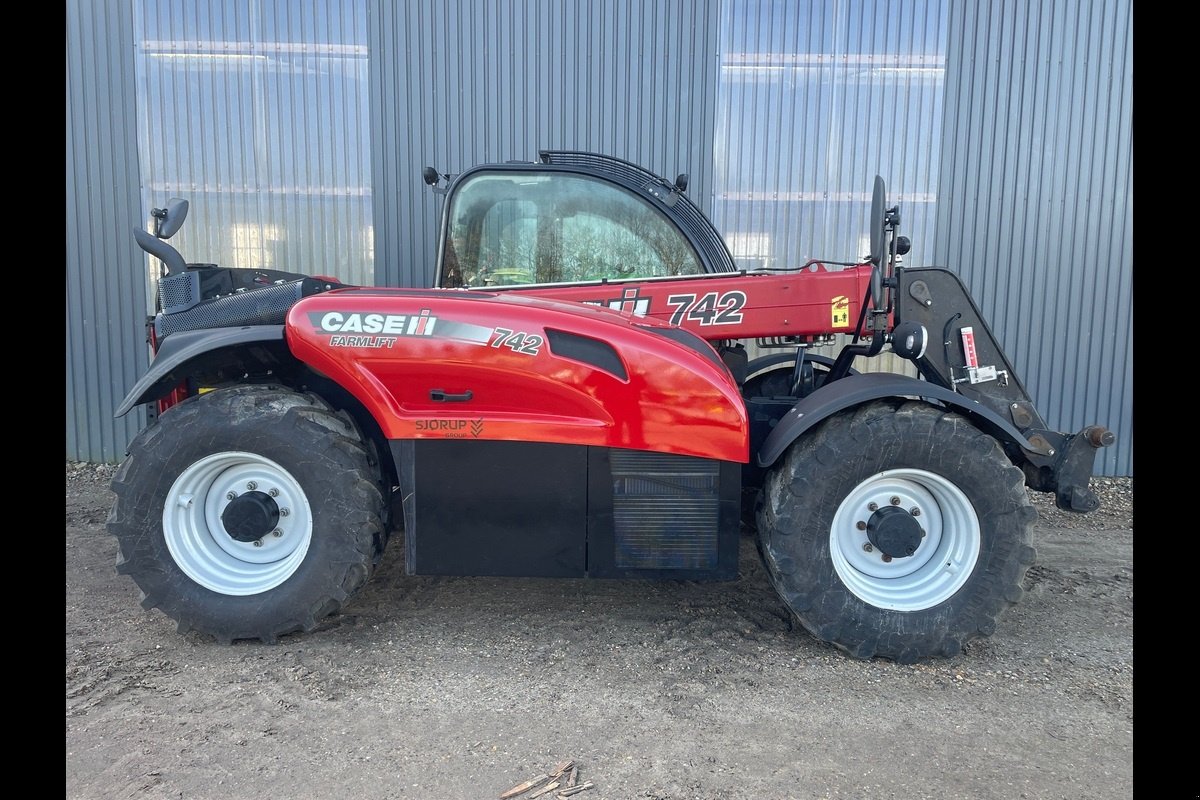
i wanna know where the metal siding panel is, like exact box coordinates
[66,0,150,463]
[369,0,721,288]
[713,1,945,272]
[133,1,373,288]
[935,0,1131,475]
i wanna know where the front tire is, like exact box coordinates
[756,399,1036,662]
[739,353,854,529]
[107,385,386,643]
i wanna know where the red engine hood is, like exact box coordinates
[286,288,749,463]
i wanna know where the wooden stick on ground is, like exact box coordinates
[528,781,560,799]
[499,774,549,799]
[555,782,594,798]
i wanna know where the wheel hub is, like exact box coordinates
[220,490,280,542]
[866,505,926,559]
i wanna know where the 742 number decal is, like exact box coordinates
[666,291,747,326]
[490,327,544,355]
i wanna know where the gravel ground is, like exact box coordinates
[67,461,1133,800]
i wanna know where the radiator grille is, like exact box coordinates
[610,449,720,570]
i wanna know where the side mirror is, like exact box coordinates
[422,166,440,187]
[153,198,189,240]
[868,176,887,307]
[674,173,689,193]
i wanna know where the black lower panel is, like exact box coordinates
[403,440,588,577]
[391,439,740,580]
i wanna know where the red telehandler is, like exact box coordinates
[108,150,1113,662]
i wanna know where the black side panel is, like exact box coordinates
[402,440,588,577]
[743,396,796,492]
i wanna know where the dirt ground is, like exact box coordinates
[66,461,1133,800]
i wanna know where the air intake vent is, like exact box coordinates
[545,328,627,380]
[154,280,308,340]
[158,271,201,315]
[610,449,721,570]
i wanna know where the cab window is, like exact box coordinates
[439,171,704,288]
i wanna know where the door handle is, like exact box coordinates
[429,388,473,402]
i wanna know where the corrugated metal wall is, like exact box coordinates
[66,0,150,462]
[132,0,374,289]
[369,0,721,288]
[934,0,1132,476]
[713,0,947,272]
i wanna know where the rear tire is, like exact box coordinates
[756,399,1036,662]
[107,385,386,643]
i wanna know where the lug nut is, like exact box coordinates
[863,543,873,552]
[867,502,879,511]
[890,496,901,506]
[856,521,867,530]
[882,554,892,563]
[272,529,282,538]
[246,481,258,490]
[279,508,290,517]
[226,491,237,500]
[253,539,263,547]
[910,507,921,517]
[269,488,279,497]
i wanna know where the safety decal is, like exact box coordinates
[831,296,850,328]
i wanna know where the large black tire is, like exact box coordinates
[756,399,1037,662]
[107,385,386,644]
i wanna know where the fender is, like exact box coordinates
[755,371,1053,468]
[114,325,285,417]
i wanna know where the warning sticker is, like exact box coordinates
[831,295,850,328]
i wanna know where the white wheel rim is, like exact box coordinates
[162,452,313,596]
[829,468,980,611]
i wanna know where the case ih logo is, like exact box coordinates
[309,309,437,337]
[582,287,651,316]
[308,309,495,349]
